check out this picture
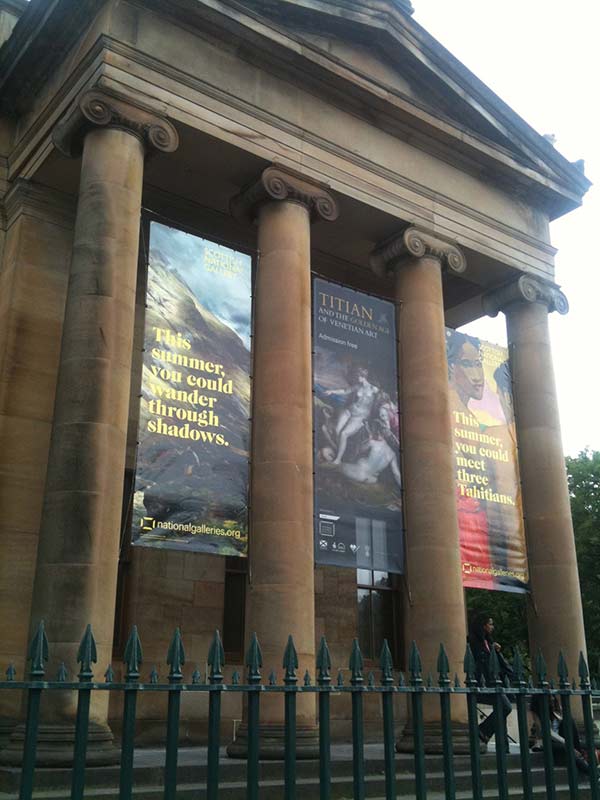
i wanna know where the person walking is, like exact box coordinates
[469,613,512,749]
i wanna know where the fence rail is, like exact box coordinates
[1,621,600,800]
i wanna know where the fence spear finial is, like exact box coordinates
[316,636,331,685]
[245,633,262,684]
[283,635,298,685]
[208,630,225,684]
[437,643,450,686]
[123,625,143,680]
[379,639,394,686]
[167,628,186,682]
[28,620,49,679]
[463,643,476,684]
[408,641,422,686]
[77,624,97,681]
[535,649,548,686]
[349,639,364,686]
[557,651,569,688]
[578,651,590,688]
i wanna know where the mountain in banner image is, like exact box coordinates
[132,249,251,554]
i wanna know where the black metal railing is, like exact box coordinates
[1,620,600,800]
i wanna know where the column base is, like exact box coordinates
[0,721,120,767]
[226,723,319,759]
[396,720,485,755]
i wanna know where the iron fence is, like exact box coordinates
[1,621,599,800]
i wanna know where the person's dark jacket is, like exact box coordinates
[469,632,513,686]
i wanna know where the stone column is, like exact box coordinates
[1,90,178,766]
[228,166,338,758]
[484,276,587,677]
[371,226,470,752]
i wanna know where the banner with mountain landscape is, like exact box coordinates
[131,221,251,556]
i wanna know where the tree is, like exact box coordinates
[567,449,600,672]
[465,587,529,666]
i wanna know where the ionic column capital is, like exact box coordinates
[370,225,466,276]
[230,165,339,224]
[483,275,569,317]
[52,89,179,158]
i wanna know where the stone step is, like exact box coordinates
[1,751,595,800]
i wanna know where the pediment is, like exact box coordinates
[0,0,589,218]
[228,0,590,216]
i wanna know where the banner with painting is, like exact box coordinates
[446,329,529,592]
[313,278,403,573]
[131,221,251,556]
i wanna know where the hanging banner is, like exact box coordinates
[131,221,251,556]
[446,329,529,592]
[313,279,403,573]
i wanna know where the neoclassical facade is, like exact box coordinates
[0,0,590,761]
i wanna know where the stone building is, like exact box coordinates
[0,0,590,763]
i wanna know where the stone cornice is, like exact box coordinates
[483,275,569,316]
[230,165,339,224]
[52,89,179,158]
[3,178,76,230]
[370,225,466,276]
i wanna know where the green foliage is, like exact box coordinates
[567,449,600,672]
[463,450,600,678]
[465,587,529,664]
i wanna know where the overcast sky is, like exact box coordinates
[412,0,599,456]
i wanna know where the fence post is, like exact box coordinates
[119,626,142,800]
[409,641,427,800]
[163,628,185,800]
[511,647,533,800]
[316,636,332,800]
[437,644,455,800]
[207,630,225,800]
[71,625,97,800]
[488,646,508,800]
[380,640,397,800]
[245,633,262,800]
[578,652,600,800]
[557,652,579,799]
[463,645,482,800]
[536,650,556,800]
[349,639,365,800]
[19,621,48,800]
[283,635,298,800]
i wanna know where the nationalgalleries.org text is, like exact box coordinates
[143,519,246,539]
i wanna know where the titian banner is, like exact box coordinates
[313,278,403,573]
[131,221,251,556]
[446,329,529,592]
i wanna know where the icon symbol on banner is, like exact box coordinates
[140,517,156,532]
[319,514,339,538]
[336,542,346,553]
[350,544,359,553]
[319,540,329,550]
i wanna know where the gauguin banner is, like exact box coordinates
[131,221,251,556]
[446,329,529,592]
[313,278,403,573]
